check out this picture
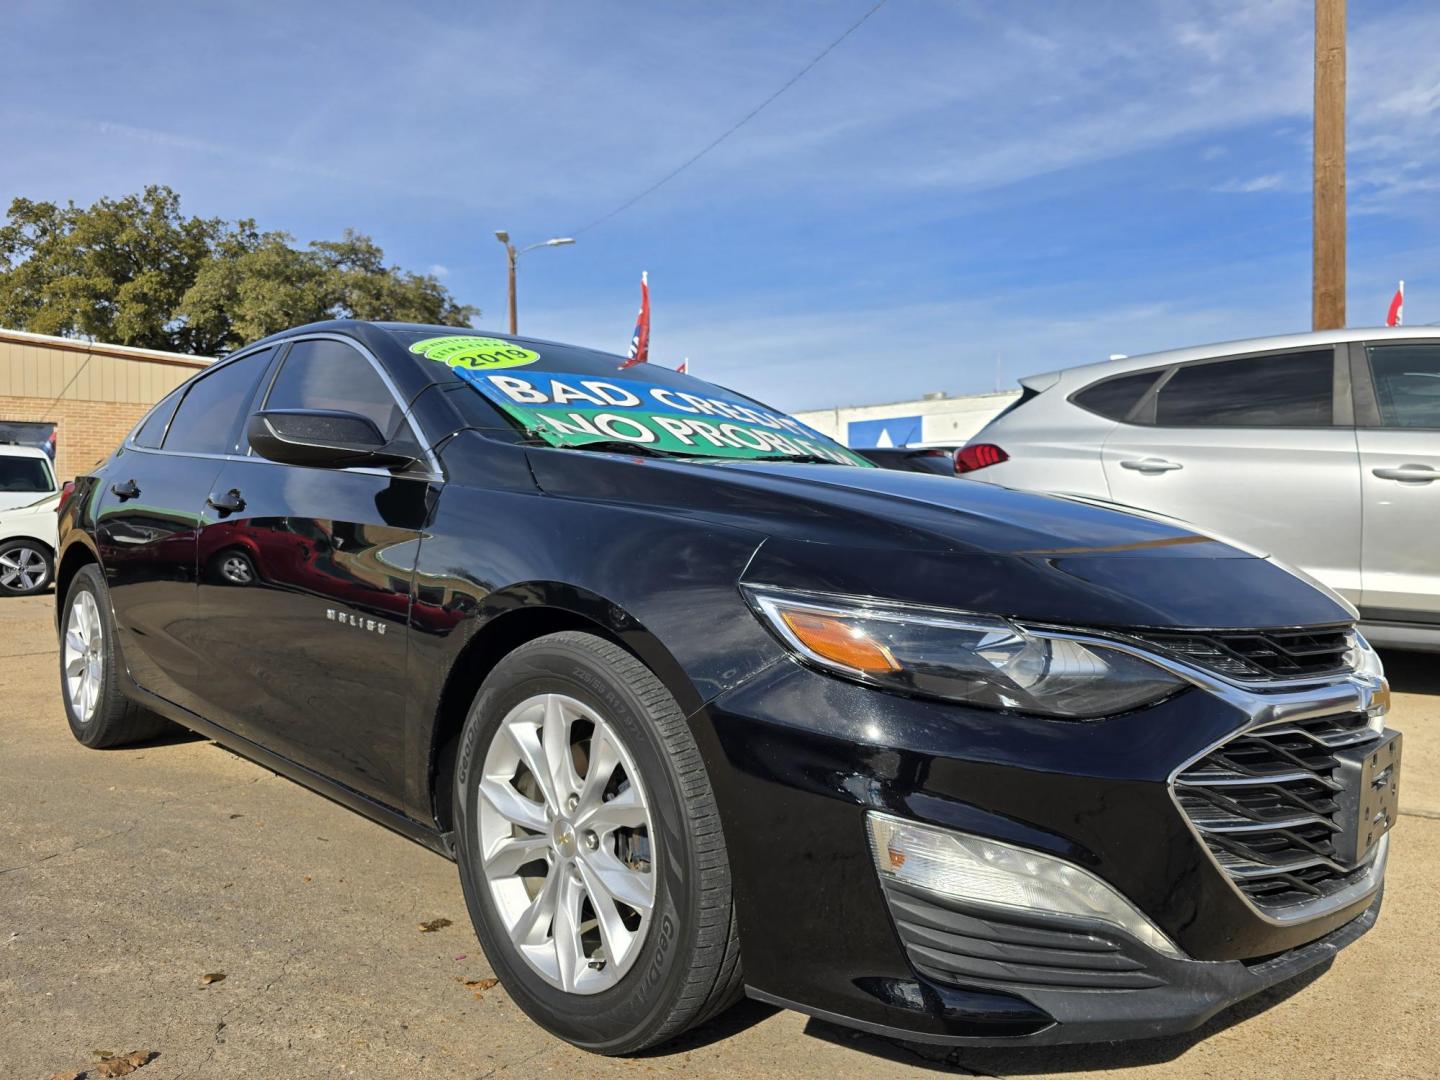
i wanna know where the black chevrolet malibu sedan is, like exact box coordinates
[55,320,1399,1053]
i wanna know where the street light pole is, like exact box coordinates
[494,231,575,335]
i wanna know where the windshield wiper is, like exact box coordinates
[531,439,694,459]
[747,453,852,466]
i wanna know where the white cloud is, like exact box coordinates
[1214,173,1287,193]
[427,264,450,278]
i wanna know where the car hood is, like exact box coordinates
[521,448,1354,630]
[0,490,57,514]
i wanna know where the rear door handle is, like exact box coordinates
[1120,458,1183,474]
[206,488,246,515]
[1372,464,1438,483]
[110,479,140,501]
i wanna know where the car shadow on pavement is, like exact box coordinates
[1378,649,1440,695]
[637,998,782,1055]
[797,962,1330,1074]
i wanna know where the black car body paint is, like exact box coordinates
[56,320,1395,1047]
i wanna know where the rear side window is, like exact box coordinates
[163,350,273,454]
[1155,350,1333,428]
[1072,371,1162,421]
[133,386,184,448]
[263,339,422,455]
[1367,344,1440,428]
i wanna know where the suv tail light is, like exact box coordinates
[954,444,1008,474]
[57,480,76,517]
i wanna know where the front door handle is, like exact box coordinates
[1120,458,1184,474]
[206,488,246,515]
[110,479,140,501]
[1372,464,1438,483]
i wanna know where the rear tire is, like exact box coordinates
[60,564,173,748]
[452,631,742,1053]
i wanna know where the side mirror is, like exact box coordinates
[246,409,419,470]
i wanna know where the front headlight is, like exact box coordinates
[744,587,1184,719]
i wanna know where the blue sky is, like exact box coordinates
[3,0,1439,411]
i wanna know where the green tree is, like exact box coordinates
[0,186,478,354]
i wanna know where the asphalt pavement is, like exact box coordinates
[2,591,1437,1079]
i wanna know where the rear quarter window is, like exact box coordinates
[1070,370,1163,421]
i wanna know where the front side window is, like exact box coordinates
[263,339,422,455]
[1154,350,1333,428]
[1367,344,1440,429]
[0,455,53,492]
[163,350,273,454]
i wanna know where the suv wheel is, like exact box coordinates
[453,631,742,1053]
[60,564,173,747]
[0,540,52,596]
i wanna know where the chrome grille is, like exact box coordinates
[1130,625,1353,682]
[1175,712,1380,910]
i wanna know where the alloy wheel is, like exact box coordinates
[64,590,104,723]
[0,546,47,592]
[221,555,254,585]
[476,693,656,995]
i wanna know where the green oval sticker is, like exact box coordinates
[409,335,540,371]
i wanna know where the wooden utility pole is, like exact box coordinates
[1313,0,1346,330]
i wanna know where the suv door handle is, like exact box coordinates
[1372,464,1438,483]
[1120,458,1183,474]
[206,488,246,515]
[110,479,140,501]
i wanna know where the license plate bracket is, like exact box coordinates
[1332,730,1402,866]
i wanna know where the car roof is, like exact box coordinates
[0,443,50,460]
[1027,325,1440,389]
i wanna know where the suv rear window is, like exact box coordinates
[1154,349,1333,428]
[1072,370,1161,421]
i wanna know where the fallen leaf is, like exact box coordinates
[93,1050,154,1077]
[46,1071,83,1080]
[302,876,312,883]
[200,972,226,986]
[463,977,499,992]
[417,918,452,933]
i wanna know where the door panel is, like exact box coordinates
[1357,342,1440,621]
[1358,430,1440,618]
[190,458,430,804]
[1102,427,1362,602]
[93,448,221,712]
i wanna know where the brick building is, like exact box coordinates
[0,327,210,481]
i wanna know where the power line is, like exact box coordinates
[571,0,891,236]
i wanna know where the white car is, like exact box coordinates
[0,443,60,596]
[962,327,1440,650]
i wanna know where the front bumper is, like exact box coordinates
[696,658,1392,1045]
[749,885,1383,1045]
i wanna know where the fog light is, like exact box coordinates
[867,812,1184,959]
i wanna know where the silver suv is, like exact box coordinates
[963,328,1440,650]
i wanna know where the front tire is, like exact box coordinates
[60,564,173,748]
[0,539,52,596]
[453,631,742,1053]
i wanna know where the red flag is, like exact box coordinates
[1386,280,1404,327]
[620,271,650,368]
[676,358,688,375]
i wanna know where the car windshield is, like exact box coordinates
[391,331,873,467]
[0,455,53,492]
